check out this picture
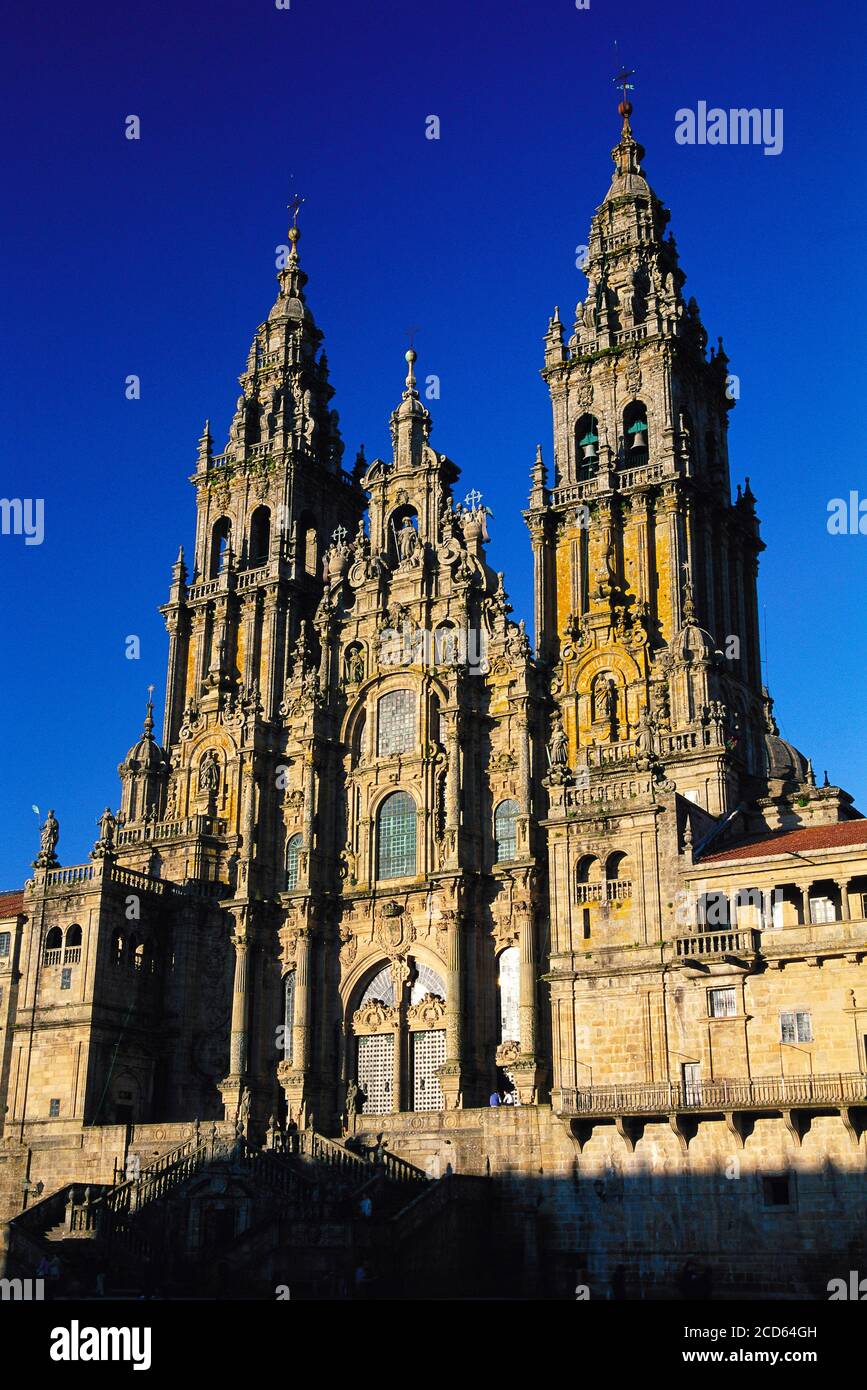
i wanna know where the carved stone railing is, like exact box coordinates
[45,865,94,887]
[575,879,633,906]
[674,927,760,960]
[559,1072,867,1117]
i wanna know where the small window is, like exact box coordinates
[285,834,303,892]
[780,1010,812,1044]
[60,967,72,991]
[49,1099,61,1117]
[762,1174,793,1208]
[494,800,519,864]
[708,987,736,1019]
[0,932,10,958]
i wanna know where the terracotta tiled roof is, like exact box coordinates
[0,889,25,918]
[703,820,867,864]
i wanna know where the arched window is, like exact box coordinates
[410,963,446,1004]
[623,400,648,459]
[377,792,416,880]
[575,413,599,480]
[210,518,232,577]
[285,834,302,892]
[498,946,520,1043]
[65,924,82,947]
[360,964,397,1007]
[494,799,519,863]
[43,926,62,965]
[377,689,416,758]
[64,924,82,964]
[248,506,271,567]
[283,973,296,1062]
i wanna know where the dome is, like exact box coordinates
[122,698,165,772]
[124,733,164,772]
[763,734,810,788]
[672,621,716,664]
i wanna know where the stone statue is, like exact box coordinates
[549,717,568,768]
[596,676,617,722]
[198,750,220,794]
[346,1080,360,1121]
[236,1086,251,1135]
[36,809,59,865]
[397,515,420,567]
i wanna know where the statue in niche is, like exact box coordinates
[198,750,220,795]
[397,516,421,567]
[549,716,568,768]
[594,674,618,725]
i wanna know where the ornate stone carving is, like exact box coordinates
[407,993,446,1029]
[352,999,400,1034]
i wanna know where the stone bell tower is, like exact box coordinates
[153,208,364,1122]
[526,94,767,814]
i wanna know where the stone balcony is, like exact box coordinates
[557,1071,867,1151]
[672,925,760,963]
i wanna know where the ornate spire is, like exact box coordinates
[390,346,432,470]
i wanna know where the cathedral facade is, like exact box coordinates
[2,103,866,1297]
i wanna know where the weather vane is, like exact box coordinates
[613,66,635,106]
[405,324,420,350]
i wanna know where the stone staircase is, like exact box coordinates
[5,1127,489,1298]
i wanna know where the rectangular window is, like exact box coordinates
[762,1174,793,1208]
[780,1010,812,1044]
[809,897,836,924]
[60,968,72,991]
[708,987,737,1019]
[49,1099,60,1117]
[0,932,9,958]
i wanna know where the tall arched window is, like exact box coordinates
[285,834,302,892]
[377,792,416,880]
[494,799,519,863]
[64,924,82,964]
[210,518,232,577]
[283,973,296,1061]
[248,506,271,566]
[377,689,416,757]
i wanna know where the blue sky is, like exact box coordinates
[1,0,865,883]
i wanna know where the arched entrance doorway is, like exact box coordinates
[350,958,446,1114]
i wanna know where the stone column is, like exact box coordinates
[519,913,537,1056]
[837,880,851,921]
[292,929,313,1074]
[439,911,465,1108]
[443,711,461,866]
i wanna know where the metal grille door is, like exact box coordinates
[357,1033,394,1114]
[412,1029,446,1112]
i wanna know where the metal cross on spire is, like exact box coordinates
[405,324,420,349]
[613,66,636,105]
[464,488,483,512]
[332,524,348,546]
[287,186,305,233]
